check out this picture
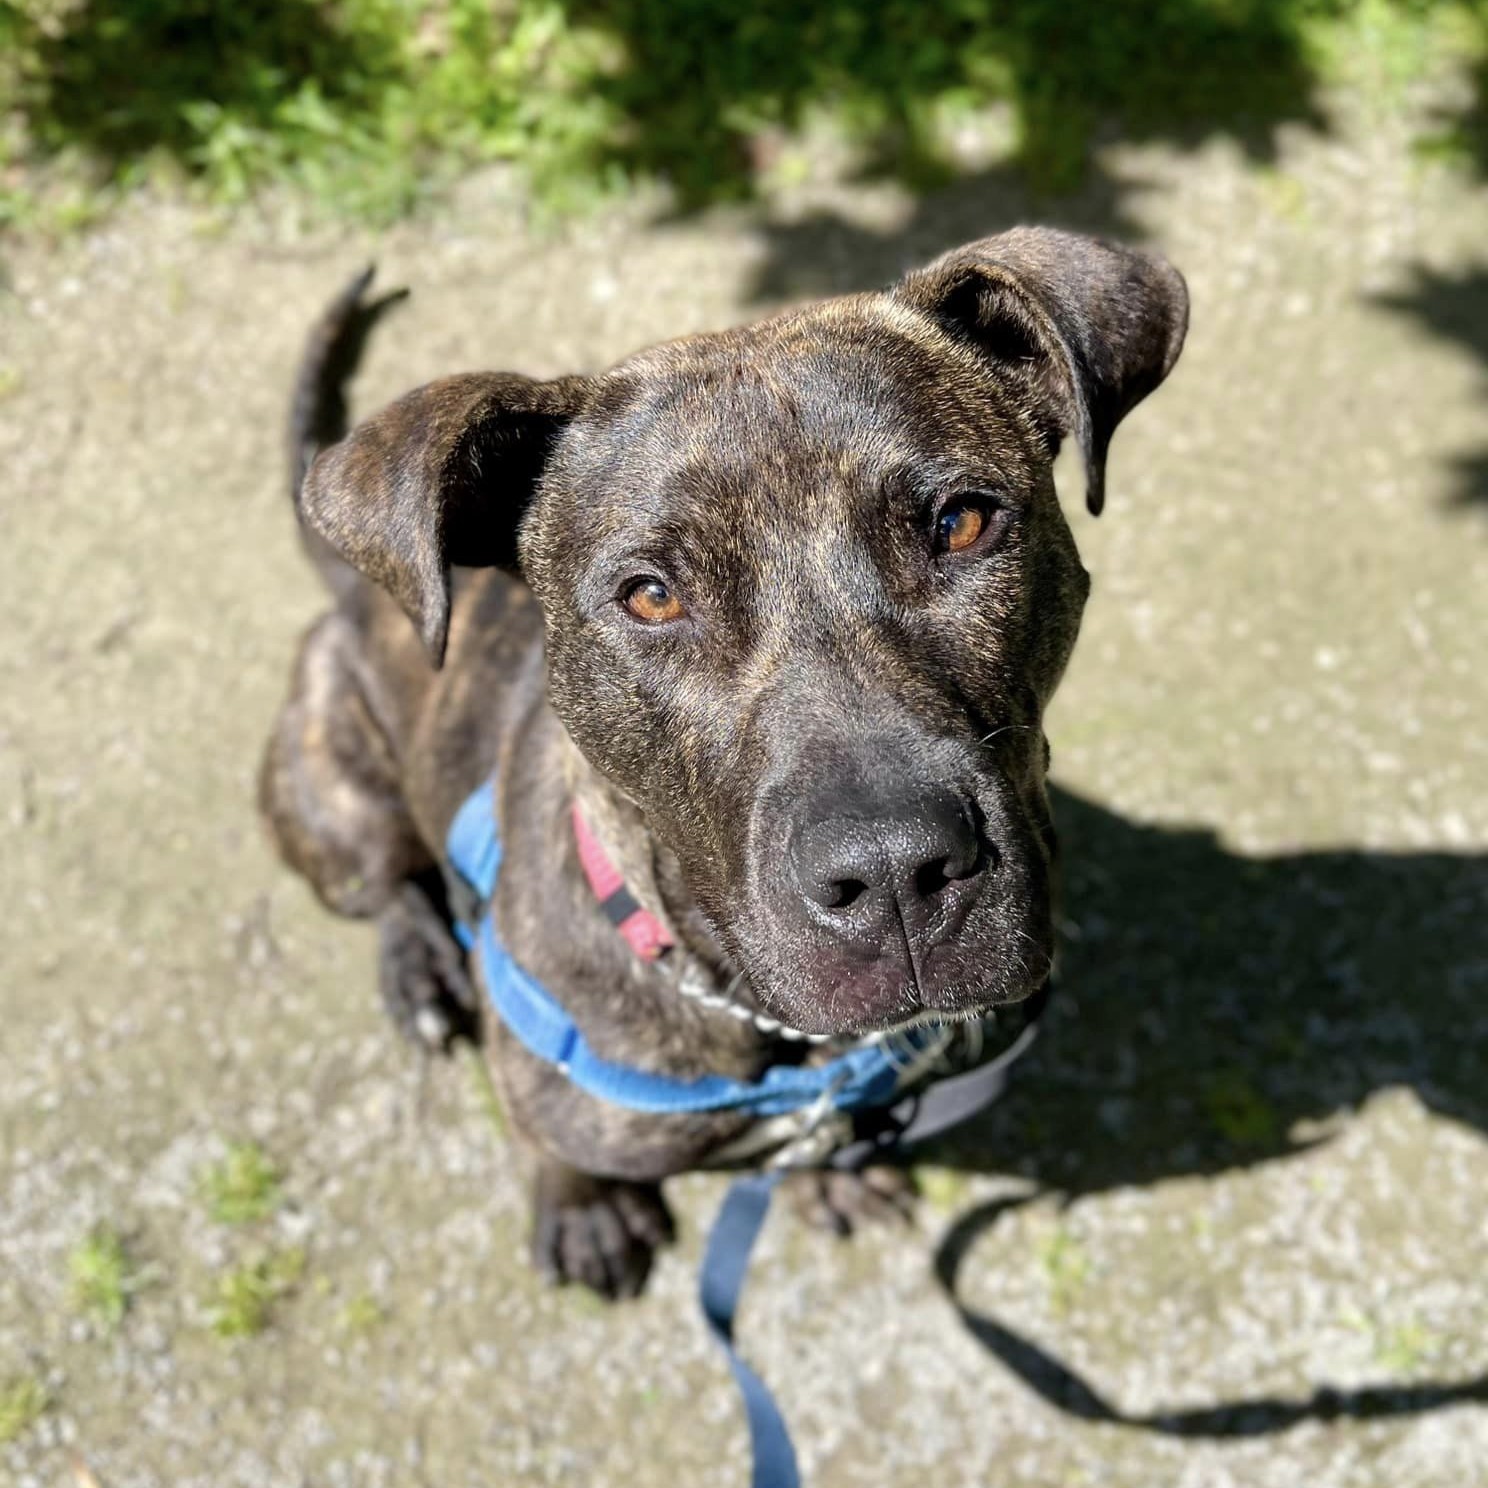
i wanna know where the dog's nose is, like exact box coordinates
[792,789,990,932]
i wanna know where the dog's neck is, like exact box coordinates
[559,732,739,989]
[559,735,860,1048]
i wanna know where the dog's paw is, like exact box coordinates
[786,1164,918,1237]
[378,887,478,1053]
[530,1167,674,1301]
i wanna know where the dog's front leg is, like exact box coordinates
[377,870,479,1051]
[528,1155,675,1301]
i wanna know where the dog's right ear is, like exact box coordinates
[298,372,591,666]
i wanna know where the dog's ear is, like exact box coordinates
[894,228,1188,515]
[298,372,591,664]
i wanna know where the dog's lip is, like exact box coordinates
[785,983,1035,1040]
[726,890,1054,1036]
[779,988,1011,1035]
[848,989,1026,1038]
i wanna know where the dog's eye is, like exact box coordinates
[933,498,991,555]
[621,577,686,624]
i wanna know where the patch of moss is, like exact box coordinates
[916,1166,973,1216]
[1371,1316,1443,1375]
[335,1291,386,1336]
[0,1373,48,1445]
[1038,1224,1092,1315]
[206,1247,306,1339]
[1201,1069,1281,1150]
[68,1225,149,1331]
[462,1043,508,1140]
[199,1142,281,1226]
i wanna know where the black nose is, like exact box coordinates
[792,789,991,931]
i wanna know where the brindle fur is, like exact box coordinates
[260,229,1188,1296]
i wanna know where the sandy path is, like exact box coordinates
[2,98,1486,1488]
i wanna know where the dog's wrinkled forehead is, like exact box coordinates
[545,299,1032,541]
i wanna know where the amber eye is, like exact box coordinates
[622,577,686,623]
[935,499,989,554]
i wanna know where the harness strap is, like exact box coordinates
[449,778,928,1121]
[479,912,907,1116]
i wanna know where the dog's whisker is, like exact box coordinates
[975,722,1037,749]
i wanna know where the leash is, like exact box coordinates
[445,772,1048,1487]
[697,985,1047,1488]
[700,1173,800,1488]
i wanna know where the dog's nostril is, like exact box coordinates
[825,877,869,910]
[914,839,989,899]
[914,856,956,899]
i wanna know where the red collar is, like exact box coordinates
[571,804,675,961]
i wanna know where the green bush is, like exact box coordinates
[1,0,1484,228]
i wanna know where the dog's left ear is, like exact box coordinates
[894,228,1188,514]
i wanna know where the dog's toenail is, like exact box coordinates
[415,1006,449,1046]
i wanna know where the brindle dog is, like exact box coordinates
[261,229,1188,1298]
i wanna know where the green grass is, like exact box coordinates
[1201,1069,1282,1149]
[462,1042,508,1139]
[199,1141,281,1226]
[68,1225,151,1331]
[1037,1223,1092,1315]
[335,1291,387,1335]
[206,1246,306,1338]
[2,0,1486,230]
[0,1374,48,1445]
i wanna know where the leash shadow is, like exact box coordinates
[933,1199,1488,1438]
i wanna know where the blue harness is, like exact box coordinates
[446,774,1047,1488]
[447,777,947,1123]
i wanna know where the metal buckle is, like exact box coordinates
[767,1069,854,1170]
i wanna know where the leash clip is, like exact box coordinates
[768,1069,854,1170]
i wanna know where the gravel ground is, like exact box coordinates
[2,82,1487,1488]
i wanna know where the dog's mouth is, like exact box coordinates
[679,974,1026,1048]
[676,905,1051,1041]
[729,915,1054,1040]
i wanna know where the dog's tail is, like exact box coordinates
[287,265,408,597]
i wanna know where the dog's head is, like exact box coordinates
[302,229,1187,1035]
